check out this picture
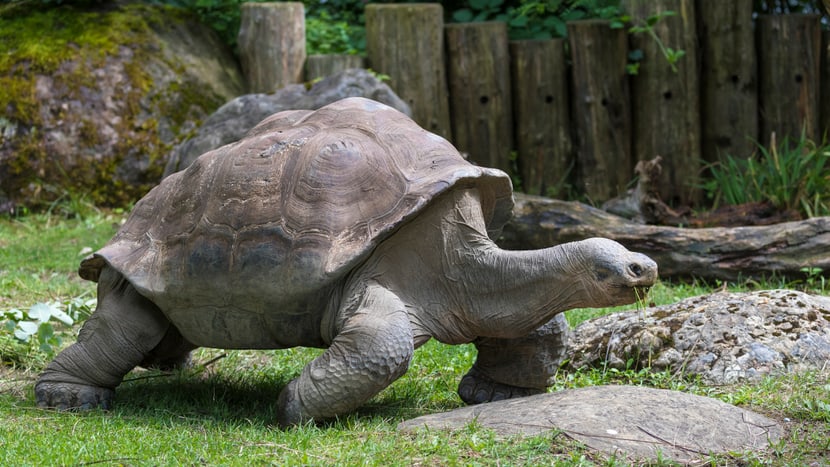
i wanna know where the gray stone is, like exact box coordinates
[399,385,782,464]
[567,290,830,385]
[162,68,411,176]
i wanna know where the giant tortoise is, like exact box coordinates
[36,97,658,426]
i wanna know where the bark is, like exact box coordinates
[499,193,830,281]
[624,0,701,206]
[237,2,306,93]
[304,54,365,81]
[566,20,632,203]
[695,0,757,161]
[509,39,572,197]
[445,22,513,173]
[365,4,451,138]
[756,14,821,141]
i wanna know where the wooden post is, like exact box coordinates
[305,54,365,81]
[509,39,573,197]
[445,22,513,173]
[822,30,830,138]
[757,14,821,142]
[624,0,701,207]
[365,4,451,139]
[567,20,632,203]
[695,0,757,161]
[237,2,306,93]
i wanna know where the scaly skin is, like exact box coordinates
[35,188,657,426]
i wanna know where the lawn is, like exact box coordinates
[1,207,828,465]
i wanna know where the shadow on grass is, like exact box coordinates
[108,370,454,428]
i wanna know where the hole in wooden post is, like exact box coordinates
[795,74,803,83]
[600,98,609,107]
[479,96,489,104]
[731,75,739,84]
[545,95,554,104]
[663,91,672,100]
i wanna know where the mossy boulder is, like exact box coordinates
[0,2,245,212]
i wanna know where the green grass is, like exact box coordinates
[1,210,828,465]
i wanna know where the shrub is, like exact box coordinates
[702,132,830,218]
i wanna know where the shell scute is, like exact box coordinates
[83,97,513,323]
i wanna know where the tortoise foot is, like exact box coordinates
[457,367,543,405]
[35,381,114,411]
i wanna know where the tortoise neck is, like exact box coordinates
[362,188,590,344]
[444,235,587,339]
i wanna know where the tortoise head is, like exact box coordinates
[566,237,658,308]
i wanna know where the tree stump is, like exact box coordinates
[365,4,451,139]
[237,2,306,93]
[305,54,365,81]
[509,39,573,197]
[445,22,513,173]
[567,20,632,203]
[757,14,821,142]
[696,0,757,161]
[623,0,701,206]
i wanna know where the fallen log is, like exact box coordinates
[499,193,830,281]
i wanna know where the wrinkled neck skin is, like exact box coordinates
[346,188,600,347]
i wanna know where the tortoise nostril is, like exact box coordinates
[629,263,643,277]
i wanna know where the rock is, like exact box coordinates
[399,385,782,464]
[567,290,830,385]
[162,68,412,176]
[0,5,244,210]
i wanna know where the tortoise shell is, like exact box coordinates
[80,97,513,346]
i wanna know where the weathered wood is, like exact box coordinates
[623,0,701,206]
[365,4,451,139]
[567,20,632,203]
[499,193,830,281]
[445,22,513,173]
[304,54,365,81]
[757,14,821,141]
[237,2,306,93]
[821,30,830,137]
[509,39,573,197]
[695,0,757,161]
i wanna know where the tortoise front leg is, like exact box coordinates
[277,283,414,426]
[35,266,171,410]
[458,313,569,404]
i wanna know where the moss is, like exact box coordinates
[1,3,226,209]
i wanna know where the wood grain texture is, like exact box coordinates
[237,2,306,93]
[509,39,573,197]
[365,4,451,138]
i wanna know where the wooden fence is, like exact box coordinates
[238,0,827,207]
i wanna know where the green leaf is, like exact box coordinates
[37,322,55,342]
[509,15,528,27]
[453,9,474,23]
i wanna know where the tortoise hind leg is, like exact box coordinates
[140,325,197,371]
[35,266,171,410]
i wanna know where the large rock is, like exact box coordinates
[567,290,830,385]
[0,4,244,211]
[399,386,782,464]
[163,68,411,176]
